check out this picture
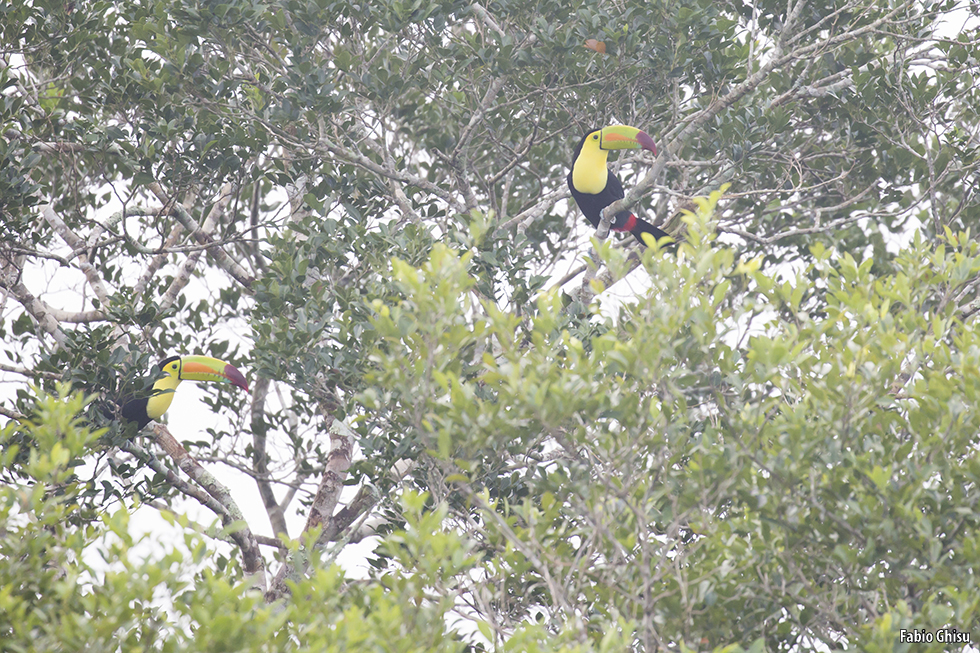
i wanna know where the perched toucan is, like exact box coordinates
[118,355,249,429]
[568,125,670,246]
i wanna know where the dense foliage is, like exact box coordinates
[2,0,979,650]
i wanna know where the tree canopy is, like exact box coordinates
[2,0,979,650]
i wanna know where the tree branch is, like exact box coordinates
[147,183,255,291]
[265,416,356,602]
[150,425,266,583]
[0,278,68,349]
[41,205,112,307]
[250,376,288,537]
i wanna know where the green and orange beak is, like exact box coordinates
[598,125,658,156]
[177,355,249,392]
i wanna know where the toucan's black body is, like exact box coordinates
[120,395,157,429]
[567,127,670,246]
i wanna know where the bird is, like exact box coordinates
[117,355,250,429]
[567,125,671,246]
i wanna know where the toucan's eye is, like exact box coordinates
[592,134,599,140]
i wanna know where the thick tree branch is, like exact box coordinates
[265,417,356,602]
[119,438,253,552]
[468,3,506,38]
[497,188,570,234]
[0,405,26,420]
[149,425,266,582]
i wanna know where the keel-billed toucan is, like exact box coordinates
[568,125,670,246]
[119,355,249,429]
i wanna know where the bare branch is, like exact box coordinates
[0,361,61,380]
[0,405,26,421]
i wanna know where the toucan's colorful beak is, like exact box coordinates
[599,125,658,156]
[178,355,249,392]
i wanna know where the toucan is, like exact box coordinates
[118,355,249,429]
[568,125,670,246]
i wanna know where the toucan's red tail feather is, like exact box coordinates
[614,214,638,233]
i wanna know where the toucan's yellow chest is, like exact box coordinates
[145,374,182,420]
[572,144,609,194]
